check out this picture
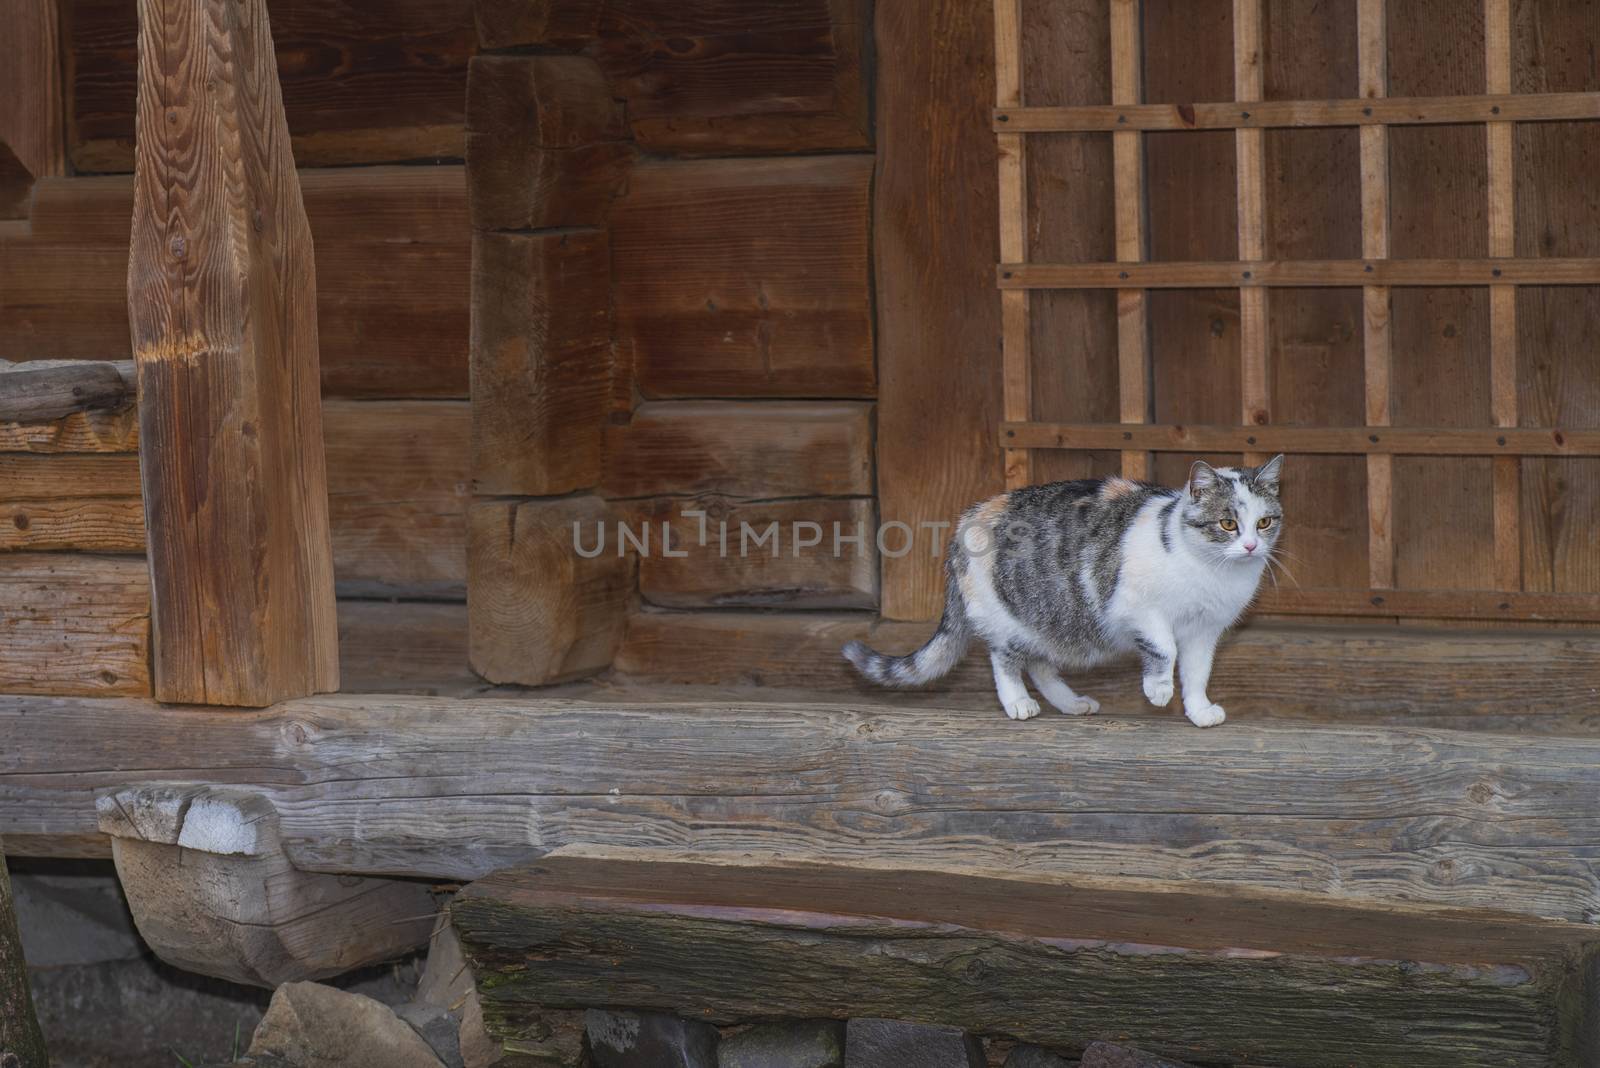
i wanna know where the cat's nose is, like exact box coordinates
[1243,541,1259,553]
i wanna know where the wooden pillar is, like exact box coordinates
[127,0,339,705]
[1485,0,1521,592]
[1110,0,1150,480]
[995,0,1031,490]
[1358,0,1394,590]
[1234,0,1270,465]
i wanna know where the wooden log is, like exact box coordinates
[0,841,47,1067]
[0,498,144,554]
[611,156,874,399]
[471,231,611,497]
[0,555,150,697]
[0,167,470,398]
[337,600,477,699]
[466,55,632,232]
[98,784,435,987]
[0,360,134,423]
[613,611,1600,731]
[6,694,1600,925]
[64,0,476,172]
[453,855,1600,1068]
[128,0,339,705]
[632,497,877,610]
[467,497,632,686]
[603,401,873,499]
[875,0,1003,619]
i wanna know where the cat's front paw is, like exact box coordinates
[1142,675,1174,707]
[1003,696,1042,721]
[1060,695,1099,716]
[1186,702,1227,728]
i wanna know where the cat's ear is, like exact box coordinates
[1187,460,1220,502]
[1252,454,1285,495]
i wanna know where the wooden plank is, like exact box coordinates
[875,0,1003,619]
[467,497,632,686]
[455,856,1600,1068]
[6,694,1600,926]
[632,497,877,610]
[0,453,143,553]
[602,401,874,499]
[0,168,470,398]
[337,600,476,698]
[1359,0,1393,590]
[994,91,1600,131]
[1001,257,1600,288]
[1234,0,1268,459]
[995,0,1029,488]
[64,0,476,171]
[1261,587,1600,623]
[471,230,611,497]
[1003,421,1600,456]
[613,609,1600,729]
[0,410,138,454]
[465,55,632,232]
[0,555,149,697]
[1486,0,1520,593]
[128,0,338,705]
[0,0,65,182]
[1110,0,1149,480]
[612,156,874,399]
[0,360,134,423]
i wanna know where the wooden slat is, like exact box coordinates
[1486,0,1520,593]
[128,0,338,705]
[1234,0,1268,462]
[1110,0,1148,480]
[1001,257,1600,288]
[1261,587,1600,623]
[0,555,150,697]
[1002,421,1600,457]
[995,0,1029,488]
[994,90,1600,131]
[0,454,143,553]
[1358,0,1393,590]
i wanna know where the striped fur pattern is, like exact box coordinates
[844,457,1284,727]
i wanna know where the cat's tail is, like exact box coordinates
[843,567,971,688]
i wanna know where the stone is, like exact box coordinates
[397,1001,465,1068]
[1080,1042,1197,1068]
[718,1020,845,1068]
[247,981,447,1068]
[586,1009,718,1068]
[844,1019,985,1068]
[1004,1045,1075,1068]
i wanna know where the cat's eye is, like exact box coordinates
[1219,518,1238,532]
[1257,517,1276,530]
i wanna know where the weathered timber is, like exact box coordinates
[472,0,600,49]
[0,555,150,697]
[128,0,339,704]
[337,600,477,698]
[325,400,470,599]
[632,497,877,610]
[99,784,435,987]
[466,56,632,231]
[0,840,47,1067]
[0,359,134,423]
[471,231,611,497]
[468,498,632,686]
[453,856,1600,1068]
[875,0,1004,619]
[65,0,476,171]
[0,0,64,185]
[0,408,139,454]
[1,168,469,397]
[602,401,873,499]
[611,156,874,398]
[5,695,1600,924]
[0,498,144,554]
[613,611,1600,731]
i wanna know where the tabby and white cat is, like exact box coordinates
[844,457,1284,727]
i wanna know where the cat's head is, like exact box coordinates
[1181,455,1283,562]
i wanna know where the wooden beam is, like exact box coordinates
[994,91,1600,131]
[1110,0,1149,480]
[1486,0,1520,593]
[0,409,139,455]
[127,0,338,705]
[1003,421,1600,457]
[0,555,150,697]
[0,361,135,423]
[454,855,1600,1068]
[1000,257,1600,288]
[6,694,1600,925]
[1358,0,1393,590]
[1233,0,1268,463]
[0,454,143,553]
[994,0,1030,488]
[1259,587,1600,623]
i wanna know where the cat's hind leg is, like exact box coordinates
[990,647,1040,720]
[1027,660,1099,716]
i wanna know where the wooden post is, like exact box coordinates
[1111,0,1150,480]
[1485,0,1521,592]
[1358,0,1394,590]
[995,0,1031,489]
[0,843,47,1067]
[127,0,339,705]
[1234,0,1270,465]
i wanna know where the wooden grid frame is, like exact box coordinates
[992,0,1600,622]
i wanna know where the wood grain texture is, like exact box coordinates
[631,497,877,610]
[0,360,134,423]
[1004,421,1600,456]
[465,55,632,232]
[65,0,475,171]
[0,453,143,553]
[471,230,611,497]
[1001,257,1600,287]
[1234,0,1268,461]
[1110,0,1149,480]
[468,497,631,686]
[0,409,139,454]
[612,155,874,400]
[602,401,873,500]
[0,168,470,398]
[995,0,1030,488]
[0,0,65,182]
[128,0,338,705]
[1358,0,1393,591]
[0,555,150,697]
[4,694,1600,925]
[875,0,1002,619]
[455,856,1599,1068]
[472,0,599,49]
[337,600,476,698]
[1485,0,1520,593]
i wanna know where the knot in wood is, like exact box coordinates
[873,788,912,815]
[169,235,186,259]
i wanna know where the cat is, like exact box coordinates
[844,456,1284,727]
